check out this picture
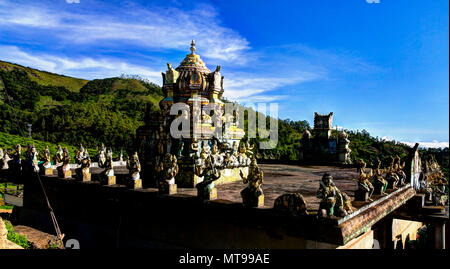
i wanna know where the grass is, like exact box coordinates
[0,60,88,92]
[3,219,32,249]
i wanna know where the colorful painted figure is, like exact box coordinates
[316,173,348,218]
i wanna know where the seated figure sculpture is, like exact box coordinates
[371,158,388,195]
[40,145,53,175]
[54,145,63,166]
[316,173,348,218]
[75,144,85,164]
[385,156,400,190]
[237,143,251,167]
[24,144,39,173]
[194,155,221,200]
[75,147,91,181]
[58,147,72,178]
[239,157,264,207]
[126,152,142,189]
[157,153,179,194]
[101,148,115,185]
[210,142,224,168]
[354,159,374,202]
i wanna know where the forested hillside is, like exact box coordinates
[0,64,163,150]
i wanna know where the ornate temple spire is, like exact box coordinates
[177,39,209,71]
[190,39,196,55]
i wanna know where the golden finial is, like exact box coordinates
[190,39,196,55]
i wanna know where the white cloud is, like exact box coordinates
[223,71,320,102]
[401,140,449,149]
[0,0,250,64]
[0,45,162,83]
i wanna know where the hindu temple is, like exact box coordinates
[136,40,249,188]
[299,112,352,164]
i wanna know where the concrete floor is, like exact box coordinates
[177,164,359,210]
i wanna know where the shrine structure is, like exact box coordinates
[136,40,249,187]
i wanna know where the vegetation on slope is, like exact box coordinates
[0,60,88,92]
[0,65,163,149]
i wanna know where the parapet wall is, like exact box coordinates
[10,171,416,249]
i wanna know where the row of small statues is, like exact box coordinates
[0,144,142,188]
[156,149,352,218]
[189,139,255,169]
[1,144,354,218]
[354,156,407,202]
[153,149,262,203]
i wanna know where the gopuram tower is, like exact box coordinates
[136,40,249,187]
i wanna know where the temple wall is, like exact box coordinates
[10,174,377,249]
[8,171,418,249]
[336,230,374,249]
[392,219,423,248]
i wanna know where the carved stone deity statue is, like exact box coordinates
[386,156,400,190]
[194,155,221,200]
[58,147,72,179]
[0,148,10,170]
[337,131,352,164]
[40,145,53,175]
[126,152,142,189]
[394,155,406,186]
[354,159,374,202]
[212,65,221,90]
[54,144,63,165]
[316,173,349,218]
[238,143,251,167]
[189,138,200,159]
[371,158,388,195]
[76,148,91,182]
[418,173,433,202]
[210,142,224,168]
[239,158,264,207]
[101,148,115,185]
[165,63,179,85]
[75,144,85,165]
[25,144,39,173]
[97,143,106,168]
[157,153,179,194]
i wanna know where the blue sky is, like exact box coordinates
[0,0,448,147]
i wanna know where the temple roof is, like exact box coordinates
[176,40,210,72]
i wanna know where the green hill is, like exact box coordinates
[0,60,88,92]
[0,60,164,150]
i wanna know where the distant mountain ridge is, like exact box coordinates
[0,60,88,92]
